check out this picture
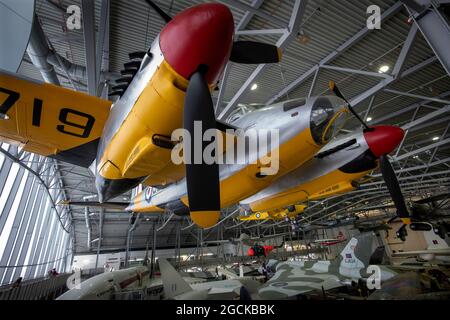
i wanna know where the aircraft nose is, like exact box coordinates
[363,125,405,157]
[159,3,234,85]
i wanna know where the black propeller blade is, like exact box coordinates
[230,41,281,64]
[379,155,409,221]
[328,80,410,239]
[145,0,172,24]
[329,81,372,131]
[183,68,221,228]
[379,154,412,241]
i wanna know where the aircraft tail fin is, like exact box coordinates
[424,230,449,250]
[338,232,376,269]
[158,258,192,299]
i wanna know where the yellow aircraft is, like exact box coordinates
[239,204,307,221]
[238,179,358,221]
[0,2,348,228]
[238,123,405,222]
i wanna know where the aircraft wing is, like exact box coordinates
[0,70,112,167]
[193,279,243,299]
[258,264,343,299]
[392,249,450,257]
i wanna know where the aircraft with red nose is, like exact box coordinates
[238,82,411,236]
[0,1,285,228]
[0,2,409,232]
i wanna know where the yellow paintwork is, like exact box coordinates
[308,180,357,201]
[239,177,359,222]
[248,168,373,213]
[401,218,412,225]
[129,126,322,214]
[240,204,306,221]
[98,60,189,183]
[97,59,230,185]
[0,73,111,156]
[190,210,221,228]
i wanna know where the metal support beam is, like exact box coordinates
[124,214,139,268]
[384,89,450,105]
[215,0,264,114]
[0,149,70,233]
[350,52,437,108]
[235,28,287,36]
[96,0,110,98]
[84,207,92,251]
[372,90,450,124]
[392,23,418,77]
[81,0,97,95]
[308,67,319,98]
[219,0,309,119]
[265,2,403,105]
[394,137,450,161]
[95,209,104,268]
[407,2,450,75]
[150,222,156,278]
[320,64,393,79]
[401,105,450,130]
[218,0,287,27]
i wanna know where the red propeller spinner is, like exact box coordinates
[364,125,405,157]
[159,3,235,85]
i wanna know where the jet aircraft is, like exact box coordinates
[258,233,397,299]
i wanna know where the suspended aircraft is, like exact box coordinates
[237,82,419,242]
[239,204,307,221]
[118,94,348,226]
[71,80,407,230]
[1,1,325,228]
[201,232,286,246]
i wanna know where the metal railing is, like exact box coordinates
[0,274,70,300]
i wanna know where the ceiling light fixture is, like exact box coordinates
[378,65,390,73]
[366,117,372,122]
[297,29,311,45]
[251,83,258,91]
[432,136,440,141]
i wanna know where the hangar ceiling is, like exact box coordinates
[14,0,450,255]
